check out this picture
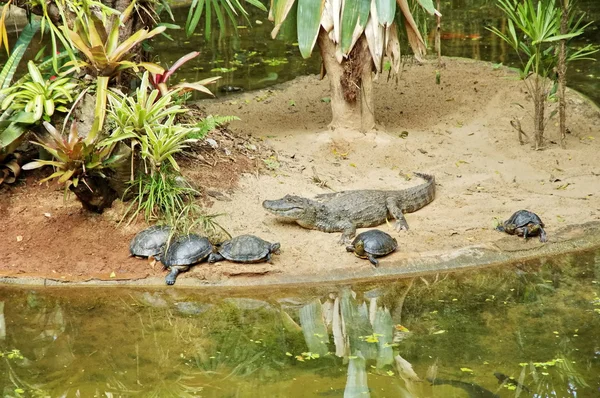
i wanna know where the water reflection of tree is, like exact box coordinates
[0,249,598,396]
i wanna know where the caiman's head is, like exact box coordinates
[262,195,312,221]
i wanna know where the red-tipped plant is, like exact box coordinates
[149,51,220,97]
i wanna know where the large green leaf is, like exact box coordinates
[375,0,396,27]
[297,0,325,58]
[365,0,385,71]
[414,0,438,16]
[340,0,362,54]
[397,0,426,61]
[0,121,29,163]
[275,0,298,42]
[271,0,297,39]
[0,20,41,97]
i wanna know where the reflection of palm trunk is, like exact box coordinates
[344,351,370,398]
[332,296,348,357]
[0,302,6,340]
[299,299,329,356]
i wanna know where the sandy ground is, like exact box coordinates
[1,58,599,284]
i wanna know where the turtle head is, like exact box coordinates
[262,195,314,221]
[353,240,366,257]
[270,242,281,254]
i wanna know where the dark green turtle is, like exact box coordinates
[208,234,280,264]
[496,210,547,242]
[129,225,171,258]
[219,85,244,93]
[160,234,213,285]
[346,229,398,267]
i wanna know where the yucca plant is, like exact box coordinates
[0,61,78,122]
[268,0,440,131]
[488,0,597,150]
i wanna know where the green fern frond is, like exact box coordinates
[189,114,240,139]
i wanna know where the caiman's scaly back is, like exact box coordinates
[263,172,436,244]
[399,172,435,213]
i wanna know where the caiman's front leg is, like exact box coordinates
[337,220,357,245]
[386,197,409,231]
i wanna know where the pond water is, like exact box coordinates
[150,0,600,105]
[1,248,599,397]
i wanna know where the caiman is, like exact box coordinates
[262,172,435,243]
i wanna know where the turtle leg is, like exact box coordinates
[266,252,273,264]
[539,227,548,243]
[386,198,409,231]
[367,254,379,267]
[208,253,225,263]
[522,226,529,240]
[166,266,187,285]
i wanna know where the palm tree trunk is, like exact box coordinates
[533,80,545,150]
[558,0,568,148]
[317,29,375,132]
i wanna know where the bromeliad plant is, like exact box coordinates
[149,51,221,98]
[103,72,206,173]
[102,72,207,222]
[105,72,188,139]
[22,121,125,189]
[60,0,166,139]
[0,61,78,122]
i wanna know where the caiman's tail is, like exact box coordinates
[401,172,436,213]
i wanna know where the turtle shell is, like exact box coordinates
[505,210,544,228]
[352,230,398,256]
[218,235,277,263]
[161,234,213,267]
[129,225,171,257]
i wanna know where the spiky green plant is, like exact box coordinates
[488,0,597,149]
[0,61,78,122]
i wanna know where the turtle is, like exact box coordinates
[496,210,547,242]
[208,234,280,264]
[219,85,244,93]
[129,225,171,258]
[346,229,398,267]
[160,234,213,285]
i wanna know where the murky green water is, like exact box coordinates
[1,249,599,397]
